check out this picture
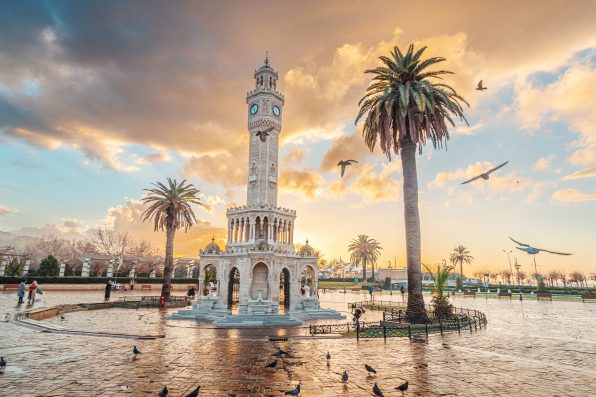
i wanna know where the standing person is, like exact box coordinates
[17,279,26,304]
[400,284,405,301]
[28,280,38,304]
[130,279,135,291]
[104,280,112,301]
[368,285,374,300]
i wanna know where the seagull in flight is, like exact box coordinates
[256,126,275,142]
[461,161,509,185]
[476,80,487,91]
[509,237,572,255]
[337,160,358,177]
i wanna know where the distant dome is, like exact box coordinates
[203,237,221,254]
[298,239,316,256]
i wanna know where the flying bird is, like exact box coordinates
[159,385,169,397]
[365,364,377,375]
[509,237,572,256]
[133,346,142,355]
[342,371,348,383]
[396,381,409,393]
[185,385,201,397]
[476,80,487,91]
[337,160,358,177]
[0,357,6,374]
[326,351,331,361]
[460,161,509,185]
[373,383,384,397]
[265,359,278,368]
[284,384,300,396]
[256,126,275,142]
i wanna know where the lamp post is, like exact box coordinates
[502,249,513,286]
[514,258,522,301]
[388,260,393,296]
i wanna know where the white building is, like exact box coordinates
[172,57,342,326]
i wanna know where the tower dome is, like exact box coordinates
[298,239,316,256]
[203,236,221,254]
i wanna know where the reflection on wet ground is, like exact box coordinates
[1,289,594,396]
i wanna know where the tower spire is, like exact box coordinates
[264,51,269,66]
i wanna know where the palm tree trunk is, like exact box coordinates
[460,261,463,284]
[401,139,426,323]
[362,256,367,282]
[161,225,175,300]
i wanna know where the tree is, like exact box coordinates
[141,178,202,300]
[348,235,382,282]
[423,262,454,319]
[5,257,23,277]
[450,245,474,283]
[569,271,585,288]
[38,255,60,277]
[500,270,513,285]
[356,44,467,323]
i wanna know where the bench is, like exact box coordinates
[3,284,19,291]
[350,288,361,292]
[463,291,476,297]
[498,292,512,299]
[140,284,152,290]
[537,293,552,301]
[581,293,596,302]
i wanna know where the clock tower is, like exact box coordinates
[246,54,285,207]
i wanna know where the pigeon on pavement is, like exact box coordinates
[185,385,201,397]
[365,364,377,374]
[159,385,168,397]
[284,384,300,395]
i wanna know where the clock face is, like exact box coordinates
[250,103,259,115]
[272,105,280,117]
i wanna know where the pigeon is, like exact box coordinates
[120,385,130,391]
[460,161,509,184]
[159,385,169,397]
[373,383,384,397]
[256,126,275,142]
[342,371,348,383]
[396,381,409,393]
[325,351,331,361]
[337,160,358,177]
[365,364,377,374]
[60,315,66,320]
[272,347,288,357]
[265,359,278,368]
[0,357,6,374]
[476,80,487,91]
[133,346,142,355]
[185,386,201,397]
[284,384,300,395]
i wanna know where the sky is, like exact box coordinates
[0,0,595,275]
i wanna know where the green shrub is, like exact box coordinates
[38,255,60,277]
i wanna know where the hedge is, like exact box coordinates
[0,276,199,285]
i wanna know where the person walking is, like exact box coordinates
[104,280,112,301]
[130,278,135,291]
[28,280,38,304]
[17,279,26,304]
[400,284,405,301]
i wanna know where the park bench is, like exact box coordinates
[463,291,476,297]
[498,292,512,299]
[140,284,152,291]
[581,293,596,302]
[537,293,552,301]
[350,288,361,292]
[3,284,19,291]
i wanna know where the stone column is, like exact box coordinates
[0,260,7,276]
[268,223,273,244]
[81,259,90,277]
[22,259,31,277]
[59,262,66,277]
[149,269,156,278]
[129,267,135,278]
[106,261,114,278]
[228,223,232,244]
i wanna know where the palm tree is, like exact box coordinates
[141,178,202,300]
[348,235,382,282]
[450,245,474,283]
[423,262,454,319]
[356,44,467,322]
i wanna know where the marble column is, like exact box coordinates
[0,260,7,276]
[129,267,135,278]
[149,269,156,278]
[106,261,114,278]
[59,262,66,277]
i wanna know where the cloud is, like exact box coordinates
[562,166,596,180]
[533,154,557,171]
[320,132,372,172]
[454,123,484,136]
[329,161,401,203]
[428,169,466,189]
[134,151,171,165]
[11,158,45,170]
[11,218,89,240]
[279,169,325,199]
[283,149,306,164]
[184,152,246,187]
[0,205,19,215]
[552,189,596,203]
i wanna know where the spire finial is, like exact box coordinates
[306,237,309,246]
[211,235,215,243]
[264,51,269,66]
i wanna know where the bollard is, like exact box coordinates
[456,317,461,333]
[425,323,429,338]
[408,324,412,339]
[383,326,387,341]
[439,321,443,335]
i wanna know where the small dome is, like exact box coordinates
[203,236,221,254]
[298,239,316,256]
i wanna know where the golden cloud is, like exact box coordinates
[562,166,596,180]
[279,169,325,199]
[552,189,596,203]
[533,154,557,171]
[320,132,372,172]
[329,161,401,204]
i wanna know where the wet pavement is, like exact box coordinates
[0,289,595,396]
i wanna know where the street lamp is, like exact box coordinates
[502,249,513,286]
[514,258,522,301]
